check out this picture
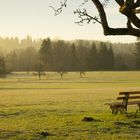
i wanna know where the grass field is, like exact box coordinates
[0,71,140,140]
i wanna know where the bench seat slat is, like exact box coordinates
[119,91,140,95]
[127,101,140,105]
[117,96,140,100]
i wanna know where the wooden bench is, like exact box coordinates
[106,91,140,117]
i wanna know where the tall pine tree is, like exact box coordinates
[86,42,98,71]
[70,43,80,71]
[98,42,109,70]
[108,45,115,70]
[39,38,53,71]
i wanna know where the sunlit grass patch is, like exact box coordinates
[0,71,140,139]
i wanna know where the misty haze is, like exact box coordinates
[0,0,140,140]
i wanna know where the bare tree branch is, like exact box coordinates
[50,0,67,16]
[115,0,140,29]
[134,8,140,14]
[74,9,101,25]
[134,0,140,8]
[91,0,140,37]
[115,0,124,6]
[51,0,140,37]
[127,18,132,29]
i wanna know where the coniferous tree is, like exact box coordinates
[77,43,88,72]
[98,42,109,70]
[39,38,53,71]
[53,40,68,72]
[86,42,98,71]
[70,43,80,71]
[20,47,37,73]
[108,45,115,70]
[35,60,44,80]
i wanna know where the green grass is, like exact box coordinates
[0,71,140,140]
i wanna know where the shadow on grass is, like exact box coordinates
[0,111,25,118]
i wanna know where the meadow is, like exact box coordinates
[0,71,140,140]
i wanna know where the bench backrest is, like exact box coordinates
[117,91,140,110]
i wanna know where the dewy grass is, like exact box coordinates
[0,71,140,139]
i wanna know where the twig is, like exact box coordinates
[50,0,67,16]
[74,9,101,25]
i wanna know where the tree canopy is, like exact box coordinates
[51,0,140,37]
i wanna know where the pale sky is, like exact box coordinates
[0,0,137,43]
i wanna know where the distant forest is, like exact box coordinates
[0,36,140,75]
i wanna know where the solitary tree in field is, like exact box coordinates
[35,60,44,80]
[58,71,67,79]
[35,52,45,80]
[39,38,53,71]
[51,0,140,37]
[53,40,68,72]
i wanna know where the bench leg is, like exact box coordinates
[111,108,119,114]
[134,104,140,118]
[124,111,129,118]
[134,109,138,118]
[118,109,125,114]
[111,108,115,114]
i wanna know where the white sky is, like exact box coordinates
[0,0,137,43]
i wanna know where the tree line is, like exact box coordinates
[0,37,140,77]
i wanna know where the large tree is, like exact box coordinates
[69,43,80,71]
[86,42,98,70]
[53,40,68,71]
[98,42,112,70]
[51,0,140,37]
[39,38,53,71]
